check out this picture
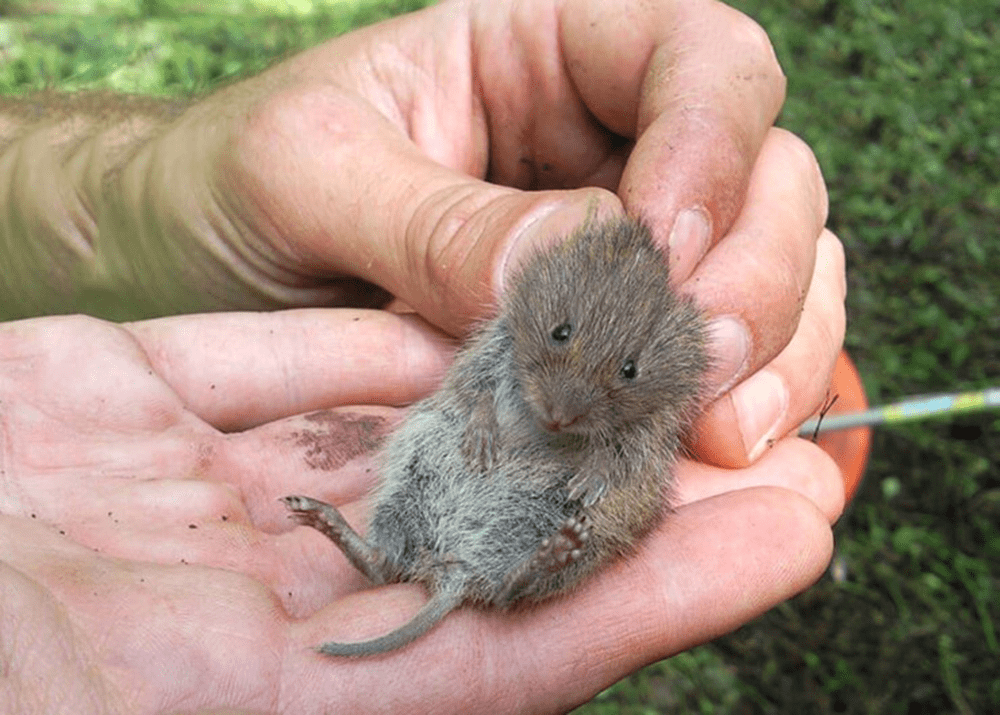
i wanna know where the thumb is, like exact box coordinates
[370,183,623,336]
[224,84,621,336]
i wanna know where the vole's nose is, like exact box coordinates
[542,398,589,432]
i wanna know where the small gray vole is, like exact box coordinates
[283,216,709,657]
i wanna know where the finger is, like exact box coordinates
[224,69,623,335]
[124,309,453,431]
[679,127,830,427]
[677,433,846,523]
[528,487,833,713]
[560,0,786,279]
[223,0,778,336]
[693,228,847,468]
[282,485,833,714]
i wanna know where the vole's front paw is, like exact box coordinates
[461,423,496,473]
[566,469,608,507]
[461,394,500,472]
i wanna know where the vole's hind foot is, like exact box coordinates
[535,515,591,572]
[282,494,348,540]
[495,515,591,606]
[281,495,395,585]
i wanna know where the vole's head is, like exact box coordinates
[503,218,707,437]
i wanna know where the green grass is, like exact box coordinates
[0,0,432,94]
[2,0,997,712]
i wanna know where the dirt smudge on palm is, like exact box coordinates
[292,411,387,471]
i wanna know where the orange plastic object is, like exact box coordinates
[812,350,872,502]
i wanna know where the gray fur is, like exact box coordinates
[283,216,709,657]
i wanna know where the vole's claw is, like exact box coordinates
[566,471,608,506]
[281,494,326,522]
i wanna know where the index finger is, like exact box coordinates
[124,309,455,432]
[560,0,786,279]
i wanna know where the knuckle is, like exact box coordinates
[772,128,823,180]
[407,184,493,314]
[817,228,848,300]
[770,128,829,225]
[716,10,787,118]
[232,84,355,166]
[729,11,783,76]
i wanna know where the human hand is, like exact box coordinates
[2,0,841,468]
[0,312,842,714]
[159,0,838,467]
[200,0,788,333]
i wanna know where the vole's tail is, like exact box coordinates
[317,587,463,657]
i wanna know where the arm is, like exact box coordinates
[0,90,388,321]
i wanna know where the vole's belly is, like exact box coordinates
[370,421,579,591]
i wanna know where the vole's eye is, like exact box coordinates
[550,322,572,343]
[620,359,638,380]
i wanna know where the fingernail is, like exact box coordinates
[706,316,751,396]
[668,207,711,279]
[500,197,616,293]
[731,369,789,462]
[499,205,579,294]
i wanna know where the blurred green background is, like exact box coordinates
[2,0,997,712]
